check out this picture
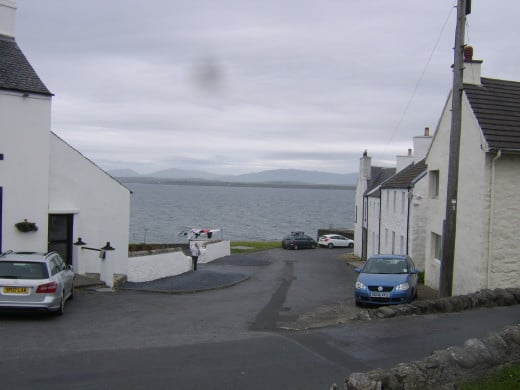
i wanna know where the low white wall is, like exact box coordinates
[192,240,231,263]
[127,241,231,283]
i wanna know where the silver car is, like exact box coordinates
[0,251,74,315]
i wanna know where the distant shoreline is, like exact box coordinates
[118,177,356,191]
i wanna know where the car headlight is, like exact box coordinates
[355,281,366,290]
[395,283,410,291]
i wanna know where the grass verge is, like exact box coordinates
[230,241,280,254]
[460,363,520,389]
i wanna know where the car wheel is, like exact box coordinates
[294,245,299,250]
[348,243,354,248]
[327,243,334,249]
[69,283,74,300]
[311,243,316,249]
[53,291,65,316]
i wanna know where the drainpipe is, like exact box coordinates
[406,187,412,256]
[378,196,381,254]
[487,150,502,288]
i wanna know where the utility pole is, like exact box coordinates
[440,0,469,297]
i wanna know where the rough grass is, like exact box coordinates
[460,363,520,389]
[230,241,280,254]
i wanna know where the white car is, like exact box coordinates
[318,234,354,248]
[0,251,74,315]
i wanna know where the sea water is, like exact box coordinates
[128,182,355,243]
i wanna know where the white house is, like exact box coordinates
[356,129,432,268]
[424,49,520,294]
[0,0,131,287]
[353,151,395,260]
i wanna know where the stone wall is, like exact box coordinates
[343,288,520,389]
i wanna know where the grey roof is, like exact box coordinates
[365,166,396,197]
[0,35,52,96]
[464,77,520,151]
[381,159,427,189]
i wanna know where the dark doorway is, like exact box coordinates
[48,214,73,264]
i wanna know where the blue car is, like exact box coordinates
[355,254,418,306]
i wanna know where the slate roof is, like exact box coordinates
[0,35,52,96]
[381,159,427,189]
[365,166,396,197]
[464,77,520,151]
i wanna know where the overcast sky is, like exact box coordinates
[13,1,520,175]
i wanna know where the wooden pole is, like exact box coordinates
[440,0,467,297]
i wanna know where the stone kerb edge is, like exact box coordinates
[343,288,520,389]
[344,324,520,390]
[355,287,520,321]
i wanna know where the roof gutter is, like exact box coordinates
[487,149,502,288]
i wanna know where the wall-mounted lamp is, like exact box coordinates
[74,237,87,246]
[102,242,115,251]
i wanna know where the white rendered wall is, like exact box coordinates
[0,0,16,38]
[0,91,52,252]
[451,99,489,295]
[366,196,380,257]
[49,133,131,285]
[127,240,231,282]
[424,97,452,291]
[128,249,191,283]
[486,155,520,289]
[407,177,428,271]
[380,189,408,255]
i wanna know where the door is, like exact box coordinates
[48,214,73,265]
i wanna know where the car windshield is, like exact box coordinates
[362,258,408,274]
[0,261,49,279]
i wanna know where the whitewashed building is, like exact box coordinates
[0,0,131,287]
[353,151,395,260]
[356,130,432,268]
[424,50,520,294]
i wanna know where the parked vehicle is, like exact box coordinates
[318,234,354,248]
[281,233,317,250]
[354,254,418,306]
[0,251,74,315]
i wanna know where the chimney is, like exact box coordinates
[462,45,483,86]
[359,150,372,180]
[0,0,16,38]
[412,127,433,162]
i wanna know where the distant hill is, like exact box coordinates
[109,167,358,186]
[108,168,140,177]
[229,169,357,185]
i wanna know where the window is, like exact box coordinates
[430,170,440,198]
[391,231,396,254]
[393,191,397,213]
[400,235,405,254]
[432,233,442,260]
[401,192,406,214]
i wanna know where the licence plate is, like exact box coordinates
[370,292,390,298]
[3,287,29,294]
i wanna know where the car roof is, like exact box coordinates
[368,254,409,260]
[0,251,53,263]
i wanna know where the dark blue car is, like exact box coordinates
[355,254,418,306]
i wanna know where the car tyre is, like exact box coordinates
[53,291,65,316]
[327,243,334,249]
[294,245,299,250]
[311,243,316,249]
[348,243,354,248]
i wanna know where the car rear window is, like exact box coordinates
[0,261,49,279]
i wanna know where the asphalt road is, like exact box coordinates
[1,248,519,389]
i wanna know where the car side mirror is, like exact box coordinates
[410,269,417,274]
[355,268,361,273]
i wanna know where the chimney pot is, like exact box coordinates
[464,45,473,62]
[408,148,412,157]
[424,127,430,137]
